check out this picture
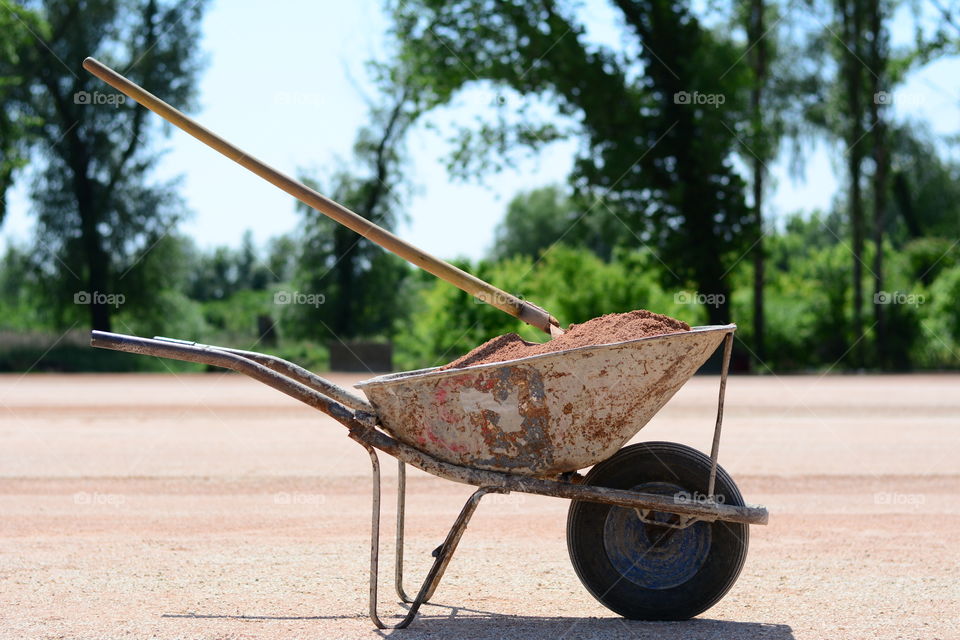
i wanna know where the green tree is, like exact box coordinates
[800,0,896,366]
[391,0,755,325]
[0,4,46,223]
[904,0,960,62]
[187,231,273,302]
[264,233,298,285]
[745,0,771,361]
[887,123,960,241]
[288,80,415,341]
[800,0,944,367]
[868,0,891,363]
[490,185,579,261]
[0,241,45,329]
[394,245,701,370]
[834,0,871,366]
[1,0,207,331]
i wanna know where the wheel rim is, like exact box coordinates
[602,481,712,590]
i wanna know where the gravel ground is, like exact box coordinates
[0,372,957,639]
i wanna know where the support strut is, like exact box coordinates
[361,445,492,629]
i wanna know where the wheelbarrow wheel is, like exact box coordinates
[566,441,749,620]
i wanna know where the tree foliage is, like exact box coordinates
[490,185,579,261]
[1,0,207,331]
[0,4,46,223]
[287,80,416,341]
[390,0,756,324]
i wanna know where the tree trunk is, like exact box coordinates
[892,172,921,238]
[749,0,767,363]
[840,0,865,367]
[751,164,765,358]
[704,276,732,326]
[79,229,111,330]
[869,0,888,366]
[850,142,864,365]
[333,225,356,337]
[73,160,112,332]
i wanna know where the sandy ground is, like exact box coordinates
[0,371,958,639]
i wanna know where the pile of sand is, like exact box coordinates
[440,309,690,370]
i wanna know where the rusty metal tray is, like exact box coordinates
[357,325,734,476]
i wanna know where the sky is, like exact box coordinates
[2,0,958,261]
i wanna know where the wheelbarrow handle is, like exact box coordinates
[149,335,376,414]
[81,58,563,338]
[90,331,369,427]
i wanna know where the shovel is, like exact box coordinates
[82,58,563,338]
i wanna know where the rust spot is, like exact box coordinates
[364,327,729,476]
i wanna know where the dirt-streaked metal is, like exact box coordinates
[356,325,734,476]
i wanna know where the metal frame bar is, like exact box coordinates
[391,461,448,606]
[349,423,767,526]
[395,461,415,604]
[151,335,375,414]
[707,331,735,498]
[361,445,491,629]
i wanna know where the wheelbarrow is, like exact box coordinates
[84,58,769,629]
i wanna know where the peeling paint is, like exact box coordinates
[359,328,731,476]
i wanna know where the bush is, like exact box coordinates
[394,246,710,370]
[916,265,960,368]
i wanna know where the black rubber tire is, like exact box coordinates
[566,441,749,620]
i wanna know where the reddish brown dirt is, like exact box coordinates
[441,309,690,370]
[1,373,958,639]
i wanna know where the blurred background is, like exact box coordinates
[1,0,958,373]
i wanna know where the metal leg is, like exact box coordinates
[708,331,734,498]
[395,461,414,603]
[362,444,491,629]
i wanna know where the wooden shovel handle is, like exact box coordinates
[82,57,562,337]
